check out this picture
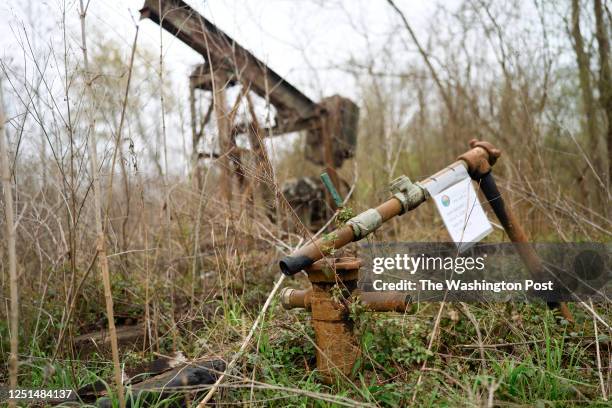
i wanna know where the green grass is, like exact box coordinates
[5,286,610,407]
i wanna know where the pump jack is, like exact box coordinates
[140,2,574,386]
[140,0,358,227]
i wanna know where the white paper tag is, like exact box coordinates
[429,174,493,252]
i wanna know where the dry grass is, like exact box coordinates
[0,0,611,406]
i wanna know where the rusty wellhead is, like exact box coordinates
[280,257,412,383]
[279,139,574,383]
[281,257,361,384]
[308,257,361,384]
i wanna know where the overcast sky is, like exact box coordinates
[5,0,571,177]
[0,0,440,102]
[0,0,447,172]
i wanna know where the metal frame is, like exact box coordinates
[140,0,359,215]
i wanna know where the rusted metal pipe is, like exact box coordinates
[359,291,411,313]
[278,200,402,275]
[280,258,412,383]
[477,172,574,322]
[280,288,312,310]
[280,142,500,276]
[305,258,361,384]
[457,139,573,321]
[281,288,410,313]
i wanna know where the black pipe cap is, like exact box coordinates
[279,255,313,276]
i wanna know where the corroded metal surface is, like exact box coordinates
[280,288,312,310]
[281,287,411,314]
[140,0,316,126]
[359,291,411,313]
[142,1,359,228]
[306,257,362,272]
[305,96,359,167]
[282,258,412,383]
[478,172,574,322]
[306,258,360,383]
[456,138,502,179]
[280,141,502,276]
[312,319,359,384]
[281,176,327,230]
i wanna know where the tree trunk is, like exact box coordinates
[0,78,19,408]
[594,0,612,188]
[571,0,601,177]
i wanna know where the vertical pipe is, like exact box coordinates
[307,258,361,384]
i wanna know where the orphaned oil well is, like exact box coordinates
[279,139,574,382]
[141,0,359,231]
[281,257,410,383]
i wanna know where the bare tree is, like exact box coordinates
[386,0,455,121]
[0,78,19,408]
[571,0,601,176]
[594,0,612,187]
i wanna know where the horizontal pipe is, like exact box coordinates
[359,291,411,312]
[280,288,311,310]
[280,288,410,313]
[278,198,405,276]
[280,142,500,276]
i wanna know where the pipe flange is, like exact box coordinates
[280,287,295,310]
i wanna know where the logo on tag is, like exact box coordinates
[423,165,493,252]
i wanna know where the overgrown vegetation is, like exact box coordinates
[0,0,610,406]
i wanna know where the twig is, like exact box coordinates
[78,2,125,407]
[590,299,608,401]
[411,298,447,404]
[460,302,486,370]
[196,270,289,406]
[105,25,139,225]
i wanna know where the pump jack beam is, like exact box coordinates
[140,0,317,130]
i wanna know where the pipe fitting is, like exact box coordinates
[389,175,427,214]
[347,208,382,240]
[359,291,412,313]
[280,287,312,310]
[457,139,502,179]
